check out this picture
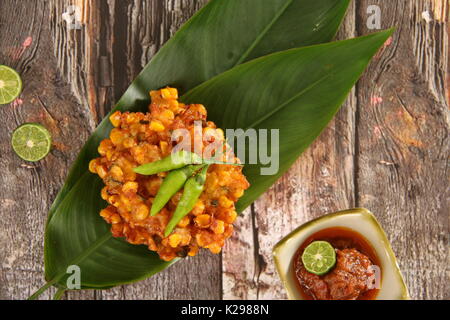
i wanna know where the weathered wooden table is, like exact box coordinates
[0,0,448,300]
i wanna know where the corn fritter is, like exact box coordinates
[89,88,249,261]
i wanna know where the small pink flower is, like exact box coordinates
[370,96,383,105]
[373,126,382,139]
[22,36,33,48]
[12,98,23,107]
[384,36,393,47]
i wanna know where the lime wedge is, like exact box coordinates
[0,65,22,105]
[301,241,336,275]
[11,123,52,162]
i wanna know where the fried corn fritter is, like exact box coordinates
[89,88,249,261]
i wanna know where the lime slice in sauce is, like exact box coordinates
[0,65,22,105]
[301,241,336,276]
[11,123,52,162]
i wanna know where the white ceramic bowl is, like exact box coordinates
[273,208,409,300]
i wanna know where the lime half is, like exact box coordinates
[11,123,52,162]
[301,241,336,276]
[0,65,22,105]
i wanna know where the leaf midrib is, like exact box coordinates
[48,0,295,220]
[242,74,331,131]
[48,75,330,286]
[234,0,294,66]
[46,232,112,284]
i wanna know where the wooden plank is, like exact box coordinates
[0,0,94,300]
[47,0,216,300]
[354,0,449,299]
[222,2,358,299]
[0,0,216,300]
[96,0,219,300]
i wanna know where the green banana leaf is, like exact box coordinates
[183,30,393,212]
[29,0,393,298]
[46,0,351,221]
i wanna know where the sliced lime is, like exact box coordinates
[11,123,52,162]
[0,65,22,105]
[301,241,336,276]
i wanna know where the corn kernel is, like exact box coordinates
[111,214,122,224]
[224,210,237,224]
[134,204,149,221]
[233,189,244,198]
[195,233,207,247]
[191,201,205,216]
[111,223,124,237]
[150,90,159,100]
[168,234,182,248]
[160,141,169,155]
[105,150,114,161]
[180,233,191,246]
[196,104,207,115]
[89,159,98,173]
[98,139,113,156]
[101,187,109,200]
[125,170,137,182]
[219,195,233,208]
[212,220,225,234]
[122,181,138,193]
[168,99,180,112]
[110,165,124,181]
[123,137,136,148]
[168,88,178,99]
[160,88,171,99]
[100,208,111,219]
[110,128,125,146]
[177,216,190,228]
[224,224,234,238]
[96,165,108,179]
[208,243,222,254]
[161,109,174,121]
[109,111,122,127]
[195,215,211,228]
[161,87,178,100]
[120,194,131,208]
[108,195,120,207]
[150,120,165,132]
[188,245,199,257]
[126,113,138,124]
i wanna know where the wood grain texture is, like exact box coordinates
[1,0,217,300]
[49,0,217,301]
[222,0,358,300]
[0,0,448,300]
[354,0,449,300]
[223,0,450,300]
[0,0,92,300]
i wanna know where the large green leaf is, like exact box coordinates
[40,29,392,294]
[29,1,400,298]
[183,30,394,212]
[37,0,352,293]
[47,0,350,221]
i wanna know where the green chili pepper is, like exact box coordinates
[150,164,203,216]
[133,150,202,175]
[164,166,209,237]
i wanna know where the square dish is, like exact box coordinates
[273,208,409,300]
